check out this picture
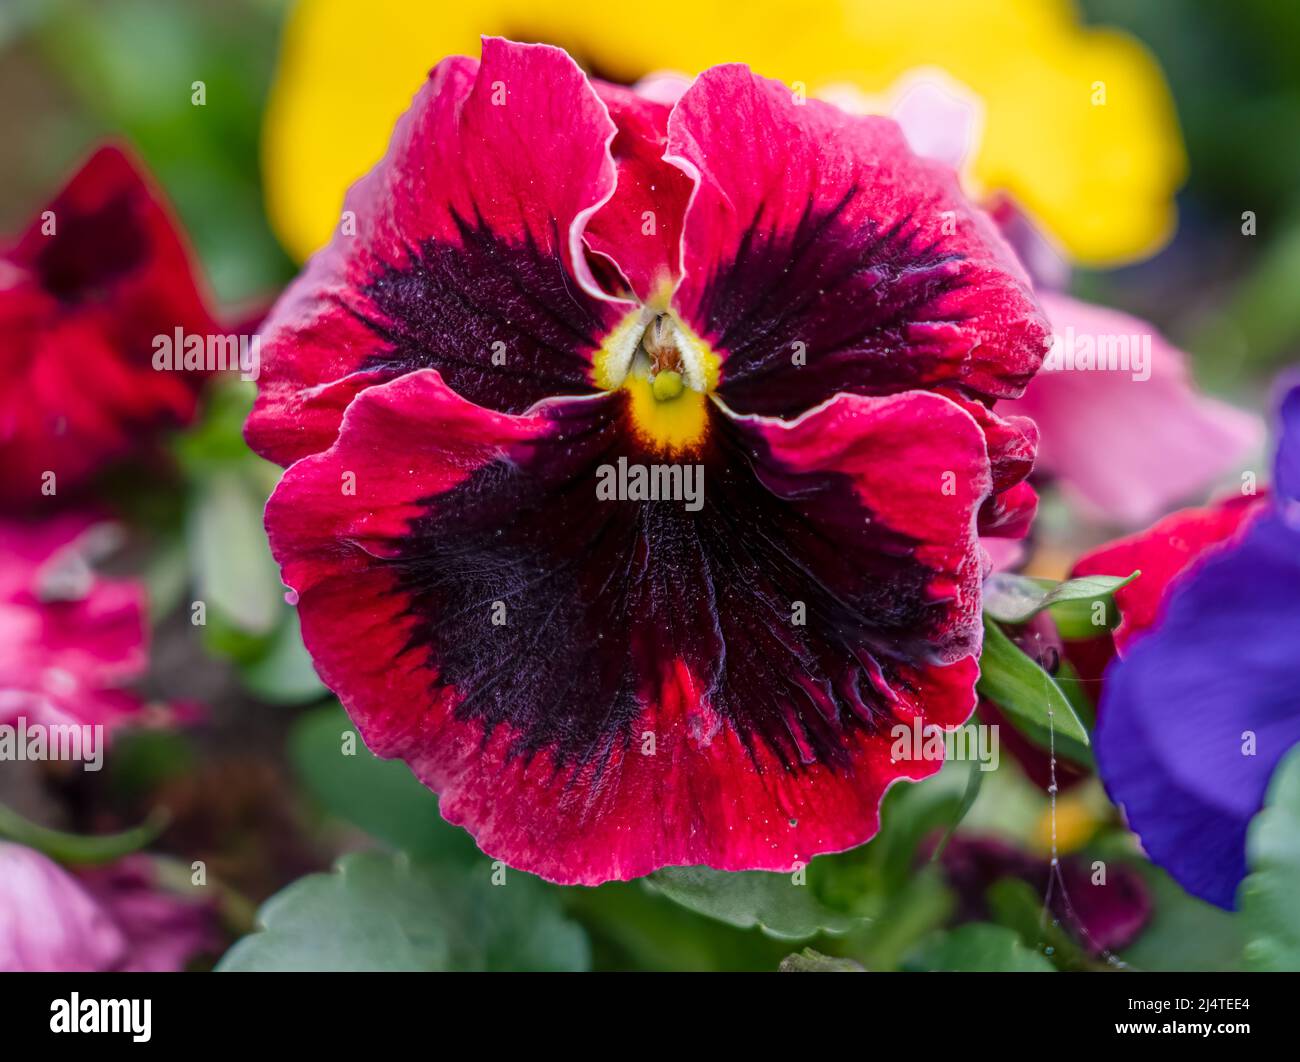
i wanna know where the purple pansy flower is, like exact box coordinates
[1095,382,1300,908]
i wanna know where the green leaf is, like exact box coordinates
[985,877,1091,970]
[646,866,860,940]
[217,851,589,972]
[983,571,1137,628]
[140,535,190,623]
[187,469,281,635]
[289,704,477,862]
[1053,658,1099,729]
[911,923,1055,972]
[0,804,168,865]
[1050,594,1122,641]
[850,866,954,972]
[930,760,985,862]
[976,616,1093,767]
[565,881,793,971]
[779,948,865,972]
[107,729,195,801]
[239,611,326,705]
[171,380,260,473]
[1121,866,1245,972]
[1241,744,1300,971]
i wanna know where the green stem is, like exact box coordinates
[0,803,168,865]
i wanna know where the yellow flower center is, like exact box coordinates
[594,307,719,456]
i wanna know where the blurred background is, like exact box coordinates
[1,0,1294,971]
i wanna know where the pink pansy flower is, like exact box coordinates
[820,69,985,183]
[1001,292,1263,525]
[0,145,219,508]
[859,71,1263,527]
[0,845,219,972]
[247,39,1048,884]
[0,515,148,732]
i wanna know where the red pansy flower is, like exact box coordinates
[936,834,1150,956]
[1071,493,1265,657]
[0,145,218,507]
[248,39,1048,883]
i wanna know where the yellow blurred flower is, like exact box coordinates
[263,0,1185,266]
[1032,786,1106,855]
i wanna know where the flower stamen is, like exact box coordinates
[643,313,682,377]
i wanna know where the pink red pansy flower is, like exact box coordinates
[0,145,218,507]
[248,38,1049,884]
[0,514,151,734]
[0,845,220,972]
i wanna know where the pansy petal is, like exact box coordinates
[663,64,1048,419]
[822,69,983,178]
[887,71,983,174]
[1071,494,1263,652]
[583,82,693,302]
[986,194,1070,293]
[981,536,1025,573]
[935,390,1039,538]
[1277,380,1300,505]
[0,844,126,972]
[1097,512,1300,909]
[266,370,992,882]
[0,145,217,505]
[246,37,632,467]
[0,515,149,732]
[1004,292,1264,526]
[77,856,222,972]
[632,71,692,107]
